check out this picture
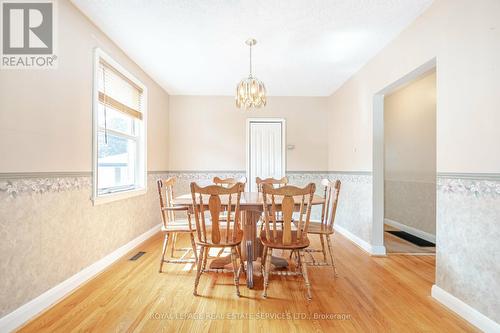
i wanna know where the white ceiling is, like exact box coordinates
[72,0,433,96]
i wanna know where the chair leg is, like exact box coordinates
[326,235,338,277]
[319,234,328,262]
[190,233,198,263]
[299,250,312,301]
[230,247,241,297]
[262,248,272,298]
[194,245,205,296]
[261,245,268,267]
[170,233,177,257]
[235,245,245,274]
[159,233,169,273]
[202,247,209,272]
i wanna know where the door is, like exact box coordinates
[246,118,286,192]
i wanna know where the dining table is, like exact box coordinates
[172,191,325,289]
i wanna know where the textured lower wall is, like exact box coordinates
[436,175,500,323]
[0,173,169,317]
[385,180,436,235]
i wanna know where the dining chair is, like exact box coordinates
[213,176,247,189]
[157,177,198,273]
[213,176,247,222]
[256,177,288,232]
[299,179,341,276]
[261,183,316,300]
[190,182,245,297]
[256,176,288,192]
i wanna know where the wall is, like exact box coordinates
[168,96,328,172]
[0,0,169,318]
[327,0,500,325]
[384,71,436,236]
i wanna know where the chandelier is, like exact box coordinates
[235,38,266,109]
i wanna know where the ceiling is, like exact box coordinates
[71,0,433,96]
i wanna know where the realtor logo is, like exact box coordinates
[1,0,57,69]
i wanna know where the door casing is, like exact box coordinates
[246,118,286,192]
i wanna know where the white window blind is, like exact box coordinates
[98,59,143,120]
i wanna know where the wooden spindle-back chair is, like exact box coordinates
[256,176,289,231]
[213,176,247,189]
[157,177,198,272]
[256,176,288,192]
[260,183,316,300]
[213,176,247,222]
[190,182,245,297]
[300,179,341,276]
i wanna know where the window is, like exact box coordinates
[93,49,147,204]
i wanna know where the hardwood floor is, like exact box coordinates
[18,231,476,332]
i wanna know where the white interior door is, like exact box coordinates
[247,119,285,192]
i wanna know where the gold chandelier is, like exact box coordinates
[236,38,266,109]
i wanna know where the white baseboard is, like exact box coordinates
[431,285,500,333]
[334,224,386,256]
[0,224,161,333]
[384,218,436,243]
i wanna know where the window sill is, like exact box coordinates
[92,187,147,206]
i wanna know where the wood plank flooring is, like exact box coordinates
[18,231,477,332]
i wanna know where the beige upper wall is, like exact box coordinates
[168,96,328,171]
[0,0,169,173]
[327,0,500,173]
[385,71,436,182]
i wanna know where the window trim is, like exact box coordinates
[92,48,147,205]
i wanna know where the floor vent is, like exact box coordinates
[129,251,146,261]
[386,231,435,247]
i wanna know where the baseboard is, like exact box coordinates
[0,224,161,333]
[334,224,386,256]
[431,285,500,333]
[384,218,436,243]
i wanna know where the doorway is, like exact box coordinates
[383,70,436,254]
[372,58,436,256]
[246,118,286,192]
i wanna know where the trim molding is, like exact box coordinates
[0,172,91,179]
[0,224,161,333]
[437,172,500,181]
[384,218,436,243]
[334,224,386,256]
[1,171,497,180]
[431,285,500,333]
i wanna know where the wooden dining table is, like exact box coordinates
[172,191,324,288]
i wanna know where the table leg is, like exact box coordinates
[241,210,260,289]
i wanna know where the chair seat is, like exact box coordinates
[196,229,243,247]
[161,219,195,232]
[295,220,334,234]
[260,230,309,249]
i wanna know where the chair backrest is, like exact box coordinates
[256,176,288,192]
[262,183,316,246]
[213,176,247,189]
[190,182,244,245]
[319,179,341,230]
[157,177,176,228]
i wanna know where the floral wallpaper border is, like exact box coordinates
[437,176,500,198]
[1,171,499,198]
